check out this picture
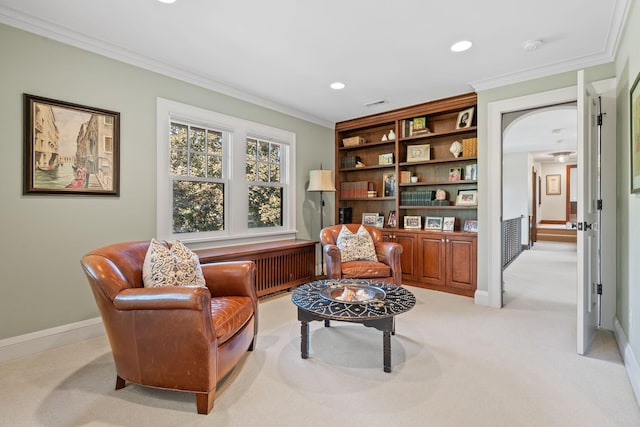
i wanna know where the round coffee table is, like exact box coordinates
[291,279,416,372]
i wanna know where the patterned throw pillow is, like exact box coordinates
[336,225,378,263]
[142,239,206,288]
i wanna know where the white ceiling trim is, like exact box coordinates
[470,51,613,92]
[471,0,630,93]
[0,5,334,129]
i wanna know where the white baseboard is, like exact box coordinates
[0,317,105,363]
[474,289,489,306]
[614,317,640,407]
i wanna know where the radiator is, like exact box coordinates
[251,247,316,296]
[196,240,317,297]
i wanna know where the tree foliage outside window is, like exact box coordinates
[246,138,283,228]
[170,122,224,233]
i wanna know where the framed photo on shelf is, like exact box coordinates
[413,117,427,131]
[378,152,394,165]
[424,216,443,231]
[375,215,385,228]
[546,174,561,195]
[632,71,640,193]
[404,215,422,230]
[465,163,477,181]
[449,167,463,182]
[362,213,379,226]
[23,93,120,196]
[456,189,478,206]
[407,144,430,162]
[443,216,455,232]
[382,172,396,197]
[387,210,397,228]
[464,220,478,233]
[456,107,474,129]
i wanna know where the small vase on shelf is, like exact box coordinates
[388,130,396,140]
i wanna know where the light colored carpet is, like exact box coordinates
[1,241,638,426]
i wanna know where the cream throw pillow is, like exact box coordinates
[143,239,206,288]
[336,225,378,263]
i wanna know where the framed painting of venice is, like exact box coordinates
[23,94,120,195]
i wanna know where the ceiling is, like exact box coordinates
[0,0,629,128]
[504,104,578,163]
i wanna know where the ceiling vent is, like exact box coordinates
[364,99,388,107]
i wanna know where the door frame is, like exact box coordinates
[483,79,617,332]
[483,86,576,308]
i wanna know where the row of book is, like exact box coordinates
[340,155,361,169]
[340,181,372,199]
[400,191,450,206]
[401,118,431,138]
[462,137,477,157]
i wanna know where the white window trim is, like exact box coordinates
[156,98,297,248]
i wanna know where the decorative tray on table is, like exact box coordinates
[320,282,386,304]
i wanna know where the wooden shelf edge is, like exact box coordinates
[399,205,477,210]
[399,156,476,167]
[400,180,477,186]
[342,197,396,201]
[339,140,396,151]
[399,126,477,142]
[339,164,396,172]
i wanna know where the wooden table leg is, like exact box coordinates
[383,330,391,373]
[301,320,309,359]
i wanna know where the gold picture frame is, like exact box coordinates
[546,174,561,195]
[382,172,396,197]
[407,144,430,162]
[456,189,477,206]
[362,213,379,226]
[403,215,422,230]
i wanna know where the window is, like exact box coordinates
[170,122,225,234]
[246,138,283,228]
[156,98,296,245]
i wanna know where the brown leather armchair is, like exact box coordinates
[80,240,257,415]
[320,224,403,285]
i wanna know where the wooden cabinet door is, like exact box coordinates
[419,233,446,287]
[381,230,418,281]
[445,234,477,292]
[395,231,418,281]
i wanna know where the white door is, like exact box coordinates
[576,70,599,355]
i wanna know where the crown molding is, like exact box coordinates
[0,6,334,129]
[471,0,630,92]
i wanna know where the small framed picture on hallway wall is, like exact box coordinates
[546,174,561,195]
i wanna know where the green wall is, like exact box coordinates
[0,23,333,340]
[475,64,615,298]
[475,0,639,361]
[614,0,640,359]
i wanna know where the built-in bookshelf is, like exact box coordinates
[334,92,478,296]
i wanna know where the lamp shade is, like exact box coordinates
[308,170,336,192]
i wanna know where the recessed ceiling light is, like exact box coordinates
[450,40,472,52]
[157,0,176,3]
[330,82,345,90]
